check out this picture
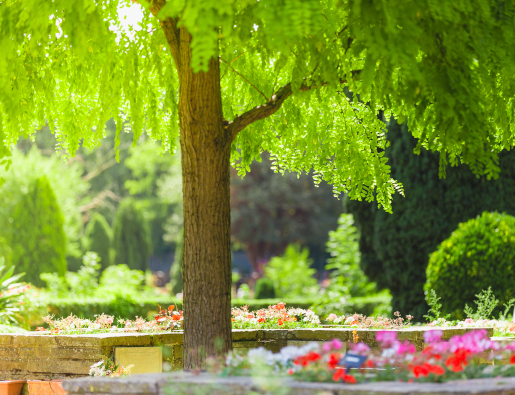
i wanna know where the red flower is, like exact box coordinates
[510,354,515,364]
[258,318,265,323]
[429,364,445,376]
[412,364,430,378]
[445,349,469,372]
[278,318,284,326]
[333,369,356,384]
[294,351,321,366]
[328,353,341,370]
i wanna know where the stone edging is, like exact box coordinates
[62,372,515,395]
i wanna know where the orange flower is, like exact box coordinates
[258,318,265,323]
[168,305,175,311]
[278,318,284,326]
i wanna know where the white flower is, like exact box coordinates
[248,347,275,365]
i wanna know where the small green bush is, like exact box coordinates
[425,212,515,318]
[264,244,319,298]
[84,213,113,272]
[254,278,276,299]
[7,176,67,287]
[112,199,152,271]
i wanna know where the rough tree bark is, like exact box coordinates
[178,29,233,368]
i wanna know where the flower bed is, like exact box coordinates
[215,329,514,384]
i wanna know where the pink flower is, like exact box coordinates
[351,342,370,355]
[323,338,343,352]
[327,314,337,322]
[395,340,416,354]
[423,330,443,344]
[376,331,397,345]
[464,318,474,324]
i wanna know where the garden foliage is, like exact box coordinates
[0,148,87,258]
[348,122,515,319]
[112,199,152,271]
[7,176,67,287]
[425,212,515,318]
[254,278,276,299]
[263,244,319,298]
[84,213,113,272]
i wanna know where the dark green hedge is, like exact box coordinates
[24,294,391,328]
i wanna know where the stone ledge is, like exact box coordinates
[62,372,515,395]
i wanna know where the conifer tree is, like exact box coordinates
[112,199,152,271]
[84,213,113,272]
[6,176,67,287]
[2,0,515,366]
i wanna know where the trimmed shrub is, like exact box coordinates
[7,176,67,287]
[84,213,113,272]
[112,199,152,271]
[425,212,515,318]
[254,277,276,299]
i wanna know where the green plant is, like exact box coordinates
[99,264,145,297]
[347,122,515,320]
[7,176,67,287]
[423,290,450,322]
[0,259,26,324]
[325,214,376,297]
[264,244,319,298]
[499,298,515,321]
[0,147,87,258]
[464,287,499,321]
[254,278,276,299]
[112,199,152,271]
[425,212,515,318]
[84,213,113,272]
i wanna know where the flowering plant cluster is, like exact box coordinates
[38,306,183,334]
[325,311,413,329]
[231,303,320,329]
[212,329,515,384]
[429,318,515,337]
[89,358,134,378]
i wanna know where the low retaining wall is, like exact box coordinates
[62,372,515,395]
[0,327,492,380]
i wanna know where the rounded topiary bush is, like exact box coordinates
[254,277,276,299]
[425,212,515,318]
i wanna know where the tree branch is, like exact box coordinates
[149,0,181,71]
[220,57,269,101]
[226,70,362,141]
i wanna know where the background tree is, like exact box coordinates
[83,213,114,272]
[112,199,153,271]
[231,153,342,273]
[7,176,67,287]
[3,0,515,367]
[347,121,515,319]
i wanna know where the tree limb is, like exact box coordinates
[226,70,361,141]
[149,0,181,71]
[220,57,269,101]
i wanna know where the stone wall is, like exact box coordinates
[0,327,492,380]
[62,372,515,395]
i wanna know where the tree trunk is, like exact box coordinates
[178,28,233,369]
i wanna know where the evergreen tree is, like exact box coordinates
[84,213,113,272]
[6,176,67,287]
[112,199,152,271]
[347,121,515,319]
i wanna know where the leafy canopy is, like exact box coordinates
[2,0,515,210]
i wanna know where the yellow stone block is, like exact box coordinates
[114,347,162,375]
